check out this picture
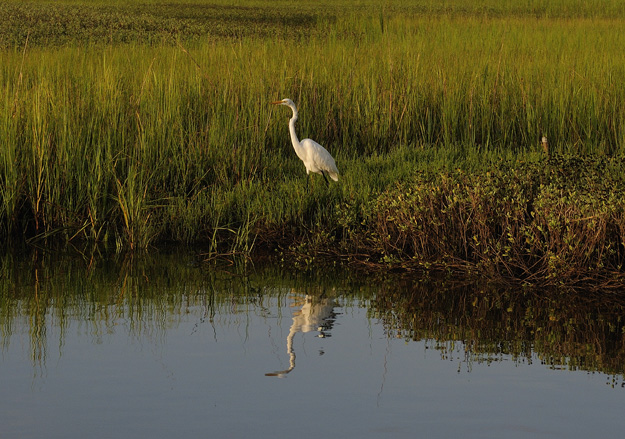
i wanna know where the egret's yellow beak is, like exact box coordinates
[271,100,283,105]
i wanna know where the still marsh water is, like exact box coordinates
[1,249,625,439]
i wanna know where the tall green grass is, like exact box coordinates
[1,1,625,279]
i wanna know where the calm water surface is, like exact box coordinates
[1,250,624,438]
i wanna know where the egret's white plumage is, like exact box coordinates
[271,98,339,183]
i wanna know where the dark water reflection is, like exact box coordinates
[1,249,625,438]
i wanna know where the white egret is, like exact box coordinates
[271,98,339,185]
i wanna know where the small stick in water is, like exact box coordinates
[541,136,549,156]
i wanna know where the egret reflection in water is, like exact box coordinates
[266,291,337,377]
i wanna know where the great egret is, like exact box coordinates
[271,98,339,184]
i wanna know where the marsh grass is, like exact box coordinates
[1,1,625,285]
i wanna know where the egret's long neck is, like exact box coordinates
[288,114,299,145]
[288,106,305,159]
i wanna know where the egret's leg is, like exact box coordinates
[321,171,329,186]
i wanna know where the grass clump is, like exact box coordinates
[366,156,625,288]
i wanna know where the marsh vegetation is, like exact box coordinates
[1,0,625,286]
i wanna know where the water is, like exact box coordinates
[1,250,624,438]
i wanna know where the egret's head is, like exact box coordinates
[271,98,294,107]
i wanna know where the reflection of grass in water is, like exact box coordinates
[0,249,356,369]
[0,250,212,368]
[370,279,625,380]
[2,248,625,381]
